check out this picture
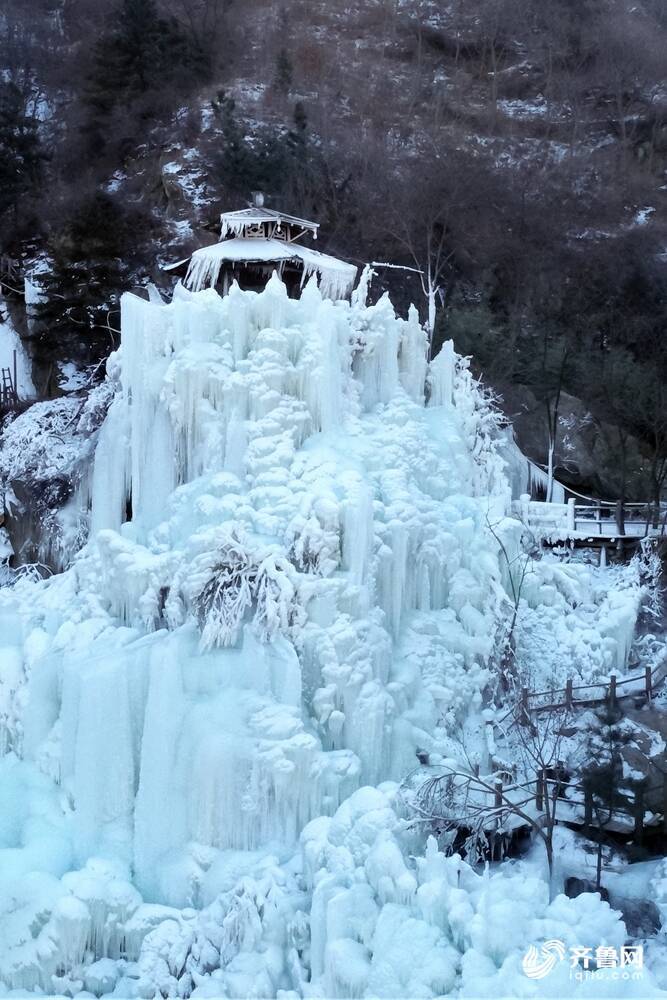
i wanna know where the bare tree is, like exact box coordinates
[402,696,573,896]
[486,515,537,694]
[387,190,452,351]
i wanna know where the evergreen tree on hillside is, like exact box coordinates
[0,82,43,229]
[273,48,293,94]
[83,0,204,151]
[88,0,198,110]
[212,91,292,200]
[583,702,631,820]
[35,192,150,374]
[211,94,328,221]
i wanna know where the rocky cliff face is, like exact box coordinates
[495,381,650,499]
[0,380,114,574]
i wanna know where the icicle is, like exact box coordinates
[428,339,455,406]
[351,264,375,309]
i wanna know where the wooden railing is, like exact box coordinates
[513,496,667,538]
[452,768,667,840]
[496,654,667,727]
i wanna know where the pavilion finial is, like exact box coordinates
[252,191,265,208]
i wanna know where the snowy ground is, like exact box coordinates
[0,276,663,998]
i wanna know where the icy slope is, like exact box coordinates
[0,277,648,997]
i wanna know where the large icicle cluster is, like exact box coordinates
[0,275,650,997]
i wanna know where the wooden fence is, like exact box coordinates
[514,496,667,539]
[519,656,667,717]
[495,655,667,728]
[463,768,667,841]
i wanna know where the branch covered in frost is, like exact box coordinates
[285,513,340,576]
[630,537,664,621]
[193,533,303,650]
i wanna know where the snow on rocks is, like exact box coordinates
[0,378,115,572]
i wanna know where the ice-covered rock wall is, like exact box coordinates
[0,276,645,997]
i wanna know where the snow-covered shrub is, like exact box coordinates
[285,511,340,576]
[193,534,256,649]
[193,532,303,650]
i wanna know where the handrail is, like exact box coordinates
[449,771,663,822]
[496,654,667,725]
[525,459,667,509]
[512,498,667,539]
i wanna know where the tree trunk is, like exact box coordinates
[615,500,625,536]
[426,280,436,359]
[545,833,555,900]
[546,440,554,503]
[615,435,627,535]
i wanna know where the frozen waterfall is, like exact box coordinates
[0,276,642,998]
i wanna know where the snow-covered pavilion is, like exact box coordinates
[169,196,357,300]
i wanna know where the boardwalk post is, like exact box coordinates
[565,678,573,711]
[608,674,617,707]
[566,498,575,532]
[645,666,652,703]
[634,786,644,844]
[615,499,625,537]
[494,779,503,860]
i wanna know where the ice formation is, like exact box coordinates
[185,241,357,301]
[0,275,656,997]
[0,298,36,397]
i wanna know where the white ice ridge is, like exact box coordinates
[0,276,645,997]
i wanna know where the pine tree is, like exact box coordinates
[35,192,149,371]
[290,102,308,145]
[582,702,635,825]
[83,0,204,151]
[213,92,289,200]
[273,48,294,95]
[0,82,43,224]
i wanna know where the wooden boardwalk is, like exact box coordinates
[476,658,667,842]
[514,496,667,542]
[403,761,667,855]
